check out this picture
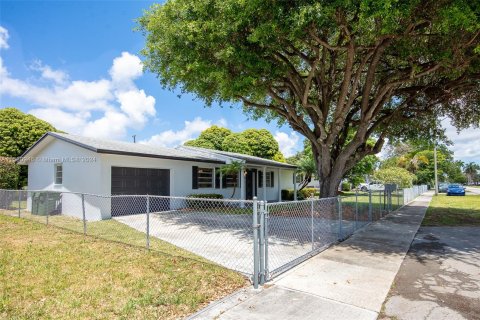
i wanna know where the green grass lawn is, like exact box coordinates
[0,214,246,319]
[423,194,480,226]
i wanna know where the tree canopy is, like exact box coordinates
[185,126,285,161]
[184,125,232,150]
[139,0,480,197]
[0,108,58,187]
[373,167,415,188]
[0,108,57,158]
[379,141,467,185]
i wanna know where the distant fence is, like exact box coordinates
[0,185,427,287]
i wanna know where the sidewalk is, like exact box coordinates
[190,191,434,320]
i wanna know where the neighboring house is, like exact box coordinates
[16,132,296,220]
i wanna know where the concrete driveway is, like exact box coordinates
[382,226,480,320]
[114,211,352,275]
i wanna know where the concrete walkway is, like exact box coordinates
[190,192,434,320]
[382,226,480,320]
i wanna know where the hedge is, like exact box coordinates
[186,194,224,209]
[281,188,318,201]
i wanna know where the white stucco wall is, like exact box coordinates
[26,139,103,220]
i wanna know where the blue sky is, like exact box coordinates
[0,0,302,156]
[0,1,478,163]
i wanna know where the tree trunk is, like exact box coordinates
[313,144,350,198]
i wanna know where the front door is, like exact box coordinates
[245,169,257,200]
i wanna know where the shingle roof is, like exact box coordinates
[18,132,296,169]
[178,146,297,169]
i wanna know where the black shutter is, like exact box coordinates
[222,172,227,189]
[258,171,263,188]
[192,166,198,189]
[271,171,274,187]
[215,168,220,189]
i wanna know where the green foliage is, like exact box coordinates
[373,167,415,188]
[187,193,224,199]
[464,162,480,185]
[341,182,352,192]
[0,108,58,188]
[185,126,284,161]
[222,129,280,159]
[0,157,20,189]
[345,155,378,186]
[281,188,318,201]
[184,126,232,150]
[0,108,57,157]
[381,140,468,186]
[220,161,244,198]
[186,193,224,209]
[139,0,480,197]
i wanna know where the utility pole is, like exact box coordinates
[433,118,439,196]
[132,135,136,143]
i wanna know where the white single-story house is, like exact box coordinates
[17,132,297,220]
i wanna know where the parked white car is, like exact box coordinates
[358,181,385,192]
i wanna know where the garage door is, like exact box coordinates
[111,167,170,216]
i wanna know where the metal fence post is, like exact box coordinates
[311,199,314,250]
[259,200,265,285]
[368,191,372,222]
[252,197,259,289]
[354,191,359,230]
[146,195,150,250]
[18,190,21,218]
[397,189,400,209]
[46,193,49,226]
[379,191,382,218]
[264,201,269,282]
[81,193,86,235]
[338,197,343,240]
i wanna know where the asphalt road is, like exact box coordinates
[466,187,480,195]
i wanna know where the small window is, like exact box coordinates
[54,163,63,184]
[223,173,238,188]
[197,167,213,188]
[259,171,274,188]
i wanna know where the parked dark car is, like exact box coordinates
[438,182,449,193]
[447,184,465,196]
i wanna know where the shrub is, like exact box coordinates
[186,194,224,209]
[281,188,318,201]
[0,157,20,189]
[186,194,224,199]
[341,182,351,191]
[373,167,415,188]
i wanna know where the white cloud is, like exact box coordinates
[142,117,226,147]
[29,108,90,133]
[0,27,156,140]
[0,26,9,49]
[274,131,301,157]
[109,52,143,88]
[30,60,68,84]
[442,119,480,164]
[117,89,156,128]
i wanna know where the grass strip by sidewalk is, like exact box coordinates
[423,194,480,226]
[0,214,246,319]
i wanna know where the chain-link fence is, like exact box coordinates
[0,185,427,287]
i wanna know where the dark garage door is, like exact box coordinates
[111,167,170,216]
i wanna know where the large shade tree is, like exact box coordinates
[139,0,480,197]
[0,108,58,187]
